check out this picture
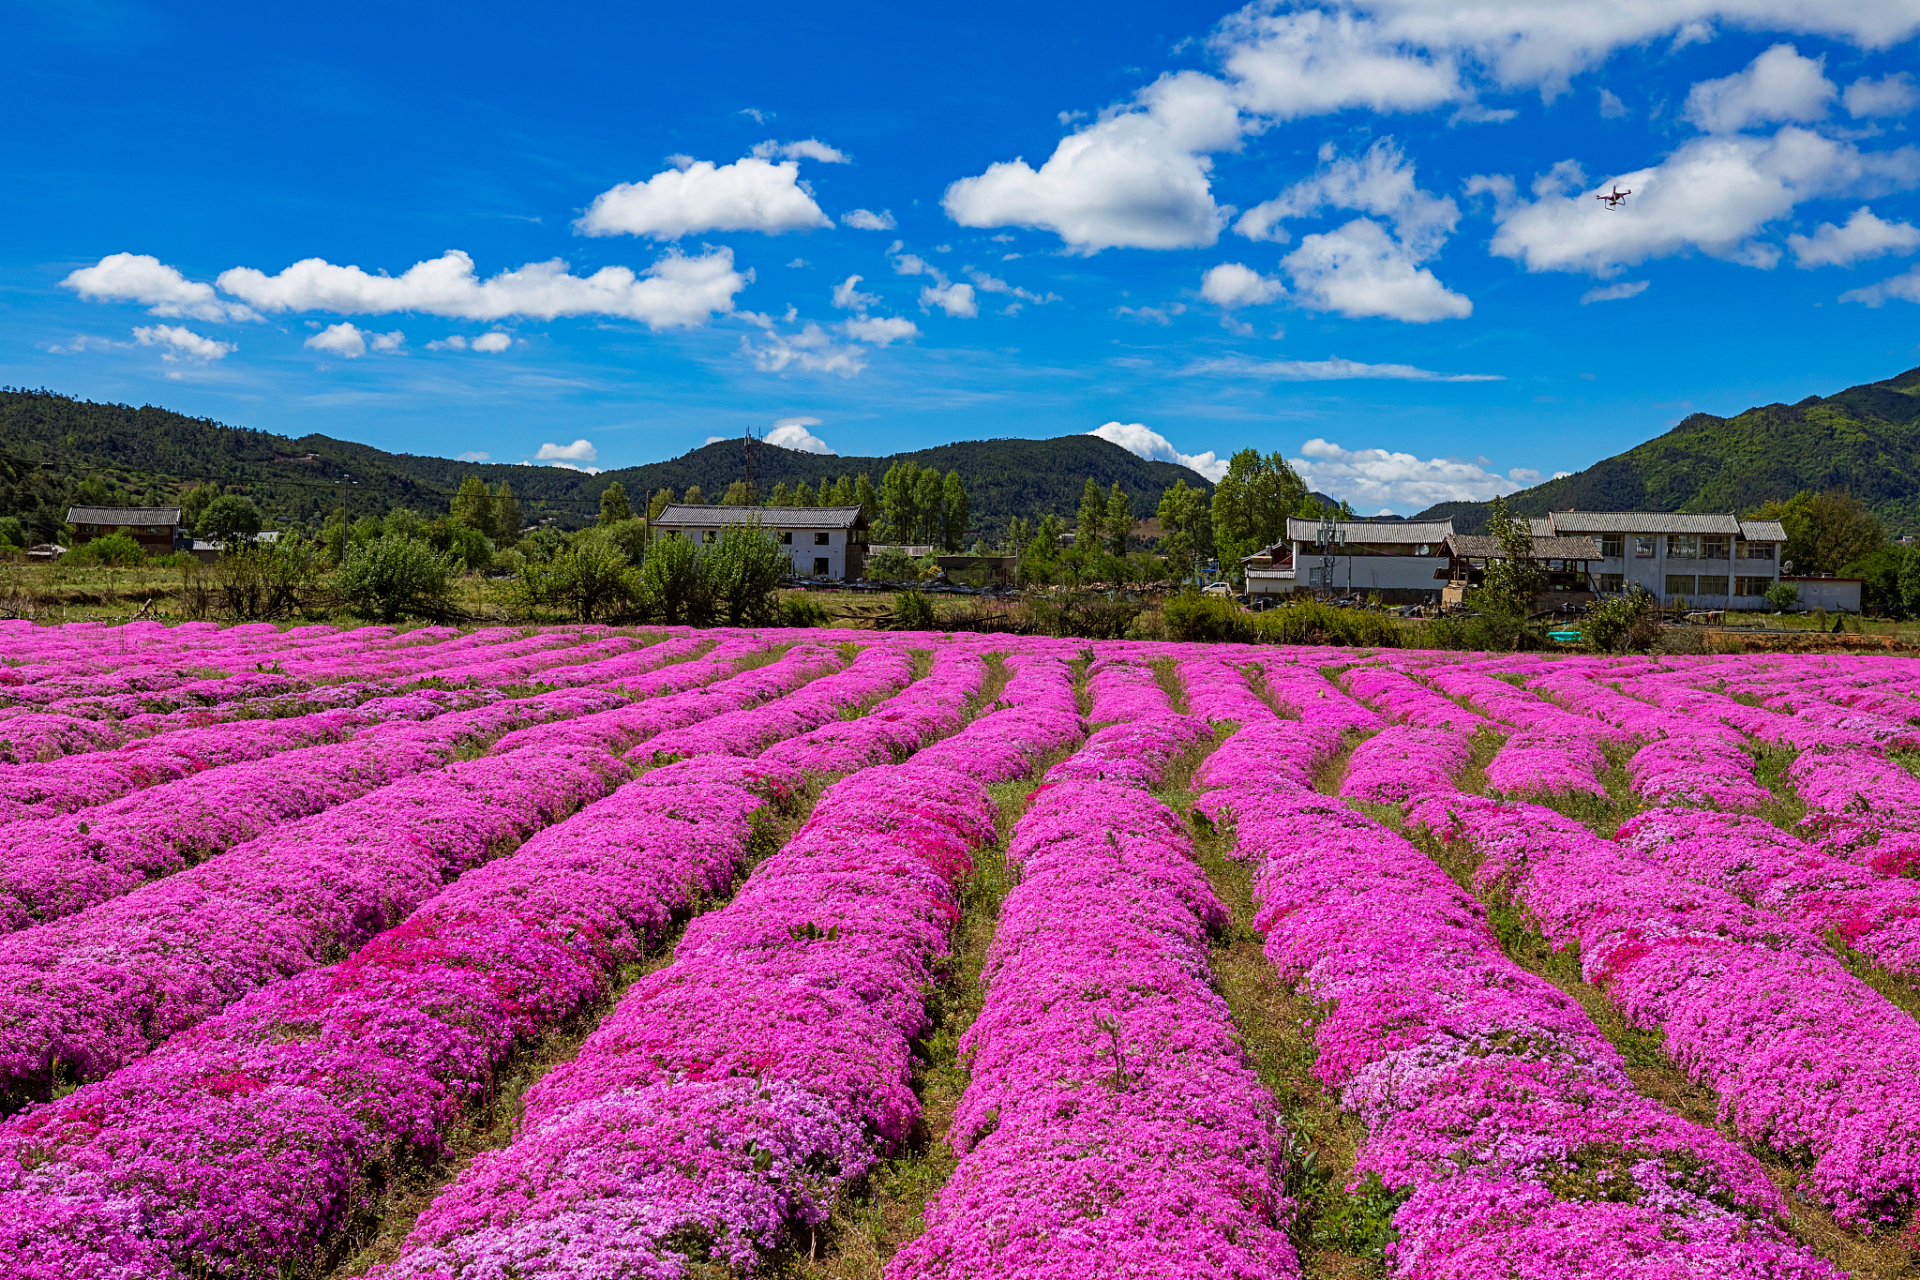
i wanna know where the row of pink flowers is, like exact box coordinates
[1259,661,1384,732]
[1042,714,1214,789]
[1483,731,1607,800]
[1424,667,1632,746]
[763,650,987,775]
[1788,748,1920,875]
[1339,724,1473,806]
[1083,657,1172,722]
[641,646,907,761]
[1341,665,1492,736]
[892,779,1297,1279]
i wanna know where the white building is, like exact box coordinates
[1533,512,1787,608]
[1244,518,1455,604]
[650,504,870,580]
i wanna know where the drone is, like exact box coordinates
[1596,185,1632,209]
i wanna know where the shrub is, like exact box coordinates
[888,590,938,630]
[865,547,918,581]
[547,531,640,623]
[336,536,458,622]
[210,536,325,621]
[0,516,24,550]
[1027,590,1142,639]
[1163,589,1247,642]
[1252,599,1403,647]
[1764,580,1801,613]
[1583,587,1662,653]
[704,523,787,626]
[639,533,713,625]
[67,532,147,567]
[779,594,831,628]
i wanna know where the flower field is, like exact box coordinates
[7,621,1920,1277]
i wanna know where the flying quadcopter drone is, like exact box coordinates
[1596,185,1632,209]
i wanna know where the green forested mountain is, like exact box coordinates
[1420,364,1920,534]
[0,389,1209,543]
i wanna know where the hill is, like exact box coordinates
[1419,364,1920,534]
[0,389,1211,543]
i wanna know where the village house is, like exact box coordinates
[1440,532,1604,608]
[649,504,869,581]
[1243,518,1454,605]
[1529,512,1801,609]
[65,505,186,557]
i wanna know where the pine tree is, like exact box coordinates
[720,479,753,505]
[941,471,969,552]
[1105,483,1131,557]
[598,481,631,526]
[683,483,706,505]
[793,479,816,507]
[450,475,496,539]
[1077,478,1107,553]
[767,481,792,507]
[493,481,522,547]
[854,474,880,526]
[648,488,675,520]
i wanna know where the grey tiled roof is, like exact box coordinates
[651,504,866,529]
[1737,519,1788,542]
[1285,517,1454,544]
[1546,511,1740,535]
[67,506,182,525]
[1446,534,1603,560]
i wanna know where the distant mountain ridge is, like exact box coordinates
[0,389,1213,540]
[1418,364,1920,535]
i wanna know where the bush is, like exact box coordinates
[427,518,493,573]
[1764,580,1801,613]
[887,590,938,630]
[1427,594,1536,652]
[0,517,24,550]
[1027,590,1143,639]
[336,536,458,622]
[704,523,787,626]
[210,536,324,621]
[547,531,640,622]
[1583,587,1661,653]
[779,594,831,628]
[1164,589,1249,642]
[639,533,714,625]
[865,547,919,581]
[66,532,147,567]
[1252,599,1403,647]
[198,495,263,546]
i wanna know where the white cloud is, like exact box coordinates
[1116,302,1188,324]
[218,247,747,329]
[740,321,867,376]
[132,324,234,362]
[44,334,124,355]
[1480,127,1920,277]
[832,274,879,310]
[766,417,838,454]
[1283,219,1471,321]
[749,138,850,164]
[943,70,1243,252]
[843,208,897,230]
[1846,72,1919,118]
[1508,467,1545,484]
[427,335,468,350]
[1683,44,1834,134]
[1201,262,1287,307]
[1790,206,1920,266]
[1236,138,1458,253]
[575,157,831,239]
[842,315,918,345]
[63,253,259,322]
[537,439,598,462]
[965,269,1060,304]
[1087,421,1227,482]
[1215,8,1466,120]
[1841,264,1920,305]
[1289,438,1529,510]
[1186,354,1501,381]
[470,331,513,352]
[921,281,977,317]
[304,323,401,359]
[1599,89,1628,119]
[787,258,810,268]
[1580,280,1650,303]
[457,451,490,462]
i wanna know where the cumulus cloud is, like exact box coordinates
[1846,72,1919,118]
[457,451,491,462]
[921,281,977,317]
[132,324,234,362]
[1201,262,1287,307]
[766,416,838,454]
[1288,438,1532,510]
[470,331,513,352]
[1214,8,1466,120]
[1840,264,1920,306]
[63,253,259,322]
[537,439,598,462]
[842,315,918,345]
[1580,280,1650,303]
[1683,44,1834,134]
[1087,421,1227,482]
[965,269,1059,305]
[218,247,748,329]
[427,335,468,351]
[843,208,897,230]
[943,70,1242,252]
[740,320,868,377]
[1235,138,1458,253]
[1480,127,1920,277]
[832,274,879,310]
[303,323,403,359]
[1789,206,1920,267]
[1186,354,1501,381]
[1283,219,1471,321]
[576,156,832,239]
[749,138,850,164]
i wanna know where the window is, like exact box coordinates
[780,531,793,544]
[813,557,829,576]
[663,529,679,540]
[1701,536,1730,560]
[1414,543,1430,556]
[1665,575,1697,596]
[1667,534,1701,558]
[702,530,717,544]
[1600,535,1623,558]
[1599,573,1625,593]
[1634,535,1655,558]
[1696,576,1730,596]
[814,531,830,545]
[1736,576,1773,596]
[1738,542,1775,561]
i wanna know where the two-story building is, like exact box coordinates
[1244,518,1455,604]
[66,506,186,557]
[649,504,869,580]
[1530,512,1788,608]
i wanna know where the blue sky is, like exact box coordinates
[6,0,1920,514]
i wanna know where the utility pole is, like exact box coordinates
[742,426,759,506]
[336,475,354,561]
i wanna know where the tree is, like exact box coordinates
[794,479,817,507]
[600,516,649,566]
[914,467,945,544]
[493,481,522,547]
[1764,580,1801,613]
[639,530,712,624]
[1755,488,1884,575]
[854,473,881,525]
[1211,449,1306,577]
[941,471,969,551]
[1077,478,1107,552]
[181,481,221,532]
[1105,483,1132,557]
[598,481,632,526]
[450,474,496,539]
[1478,495,1544,609]
[548,530,640,622]
[336,536,457,621]
[683,483,707,505]
[648,487,676,520]
[767,481,793,507]
[880,462,925,543]
[719,479,754,506]
[1155,481,1211,581]
[827,475,855,507]
[0,516,24,549]
[704,521,788,625]
[199,495,264,548]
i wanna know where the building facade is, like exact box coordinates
[1245,518,1455,604]
[1441,533,1603,607]
[66,506,186,557]
[1532,512,1787,608]
[649,504,869,580]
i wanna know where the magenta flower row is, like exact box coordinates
[1259,662,1385,732]
[1483,731,1607,800]
[1340,666,1492,736]
[1043,713,1214,789]
[763,650,988,776]
[1083,657,1173,723]
[642,646,910,762]
[891,779,1299,1280]
[1338,724,1473,806]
